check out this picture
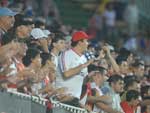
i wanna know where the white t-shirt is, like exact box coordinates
[55,49,88,99]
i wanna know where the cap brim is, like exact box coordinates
[38,34,48,39]
[9,12,18,16]
[2,11,18,16]
[0,7,18,16]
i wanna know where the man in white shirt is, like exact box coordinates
[56,31,93,107]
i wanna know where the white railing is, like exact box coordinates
[1,91,96,113]
[7,90,47,106]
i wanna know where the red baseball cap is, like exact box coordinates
[72,31,89,42]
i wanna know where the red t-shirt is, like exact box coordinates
[121,101,136,113]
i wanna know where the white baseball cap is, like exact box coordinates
[31,28,48,39]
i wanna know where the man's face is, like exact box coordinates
[79,39,89,52]
[0,16,15,31]
[55,39,66,52]
[131,81,140,92]
[16,25,30,38]
[120,61,129,74]
[112,80,124,93]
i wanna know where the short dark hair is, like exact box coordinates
[119,48,131,57]
[116,55,128,65]
[51,32,65,49]
[124,75,138,90]
[71,41,78,47]
[126,90,139,102]
[22,20,34,26]
[34,20,45,28]
[23,48,40,66]
[88,64,107,75]
[108,74,123,85]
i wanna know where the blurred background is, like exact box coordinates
[0,0,150,64]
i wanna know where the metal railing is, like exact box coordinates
[0,91,96,113]
[51,97,96,113]
[0,91,46,113]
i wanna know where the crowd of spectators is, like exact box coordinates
[87,0,150,64]
[0,0,150,113]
